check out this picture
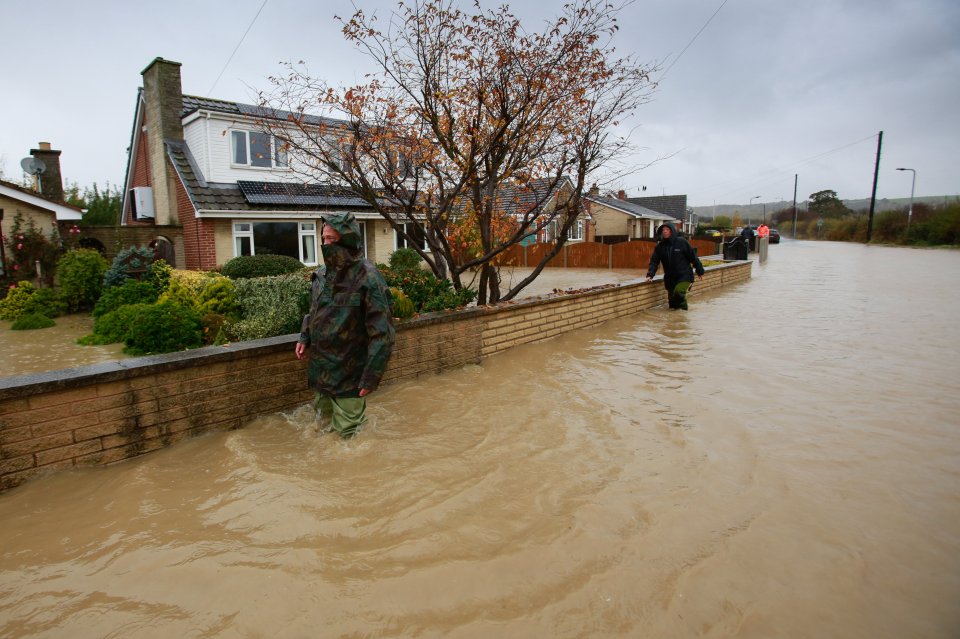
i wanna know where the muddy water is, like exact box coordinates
[1,241,959,638]
[0,314,127,377]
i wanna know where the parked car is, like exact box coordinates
[769,228,780,243]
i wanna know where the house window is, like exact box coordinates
[569,219,583,241]
[300,222,317,264]
[232,221,317,265]
[396,222,426,251]
[231,130,288,168]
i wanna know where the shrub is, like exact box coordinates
[220,254,304,279]
[390,287,415,319]
[3,212,61,286]
[225,272,311,341]
[79,303,149,345]
[388,247,423,271]
[378,265,475,313]
[200,312,230,346]
[123,301,203,355]
[420,287,477,313]
[23,287,67,319]
[57,249,109,312]
[11,313,55,330]
[158,271,239,319]
[145,259,173,295]
[196,277,239,317]
[0,281,37,321]
[93,280,159,318]
[103,246,154,289]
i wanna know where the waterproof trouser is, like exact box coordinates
[668,281,692,310]
[312,393,366,438]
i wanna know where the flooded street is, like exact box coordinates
[1,241,959,638]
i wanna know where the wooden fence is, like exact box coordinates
[500,238,722,270]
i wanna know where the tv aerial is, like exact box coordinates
[20,157,46,194]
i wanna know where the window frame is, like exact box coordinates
[231,220,318,266]
[230,130,289,170]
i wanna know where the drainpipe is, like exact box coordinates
[0,208,6,276]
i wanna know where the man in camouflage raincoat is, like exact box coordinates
[295,213,395,438]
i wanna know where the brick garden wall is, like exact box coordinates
[0,260,751,492]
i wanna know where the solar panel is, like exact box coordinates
[237,181,369,207]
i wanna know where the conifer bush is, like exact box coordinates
[103,246,155,289]
[57,249,109,312]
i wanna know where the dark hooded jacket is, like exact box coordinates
[298,213,395,396]
[646,221,705,290]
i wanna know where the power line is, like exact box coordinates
[207,0,270,96]
[658,0,729,81]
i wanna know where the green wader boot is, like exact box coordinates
[312,393,367,439]
[669,281,692,310]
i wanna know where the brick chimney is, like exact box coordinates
[141,57,184,225]
[588,183,600,197]
[29,142,64,202]
[617,189,626,200]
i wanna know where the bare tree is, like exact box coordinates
[259,0,656,304]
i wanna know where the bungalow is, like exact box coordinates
[584,187,672,243]
[627,194,697,235]
[0,142,83,276]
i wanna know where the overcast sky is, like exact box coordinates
[2,0,957,208]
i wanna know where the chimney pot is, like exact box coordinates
[38,142,51,150]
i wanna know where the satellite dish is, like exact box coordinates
[20,157,46,175]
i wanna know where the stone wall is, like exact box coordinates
[0,260,751,491]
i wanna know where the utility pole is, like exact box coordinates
[792,174,798,238]
[866,130,883,243]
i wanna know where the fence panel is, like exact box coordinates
[526,242,563,267]
[611,240,656,269]
[566,242,609,268]
[690,238,721,256]
[497,244,525,266]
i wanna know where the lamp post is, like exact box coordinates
[750,195,760,226]
[896,168,916,234]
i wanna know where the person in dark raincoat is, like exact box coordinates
[295,213,395,438]
[645,221,705,310]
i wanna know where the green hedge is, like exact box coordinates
[221,254,305,279]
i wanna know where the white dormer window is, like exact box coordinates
[231,130,288,169]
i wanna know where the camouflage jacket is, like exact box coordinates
[298,254,395,397]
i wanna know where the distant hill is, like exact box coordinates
[692,195,957,220]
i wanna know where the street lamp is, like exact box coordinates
[896,168,916,234]
[749,196,760,226]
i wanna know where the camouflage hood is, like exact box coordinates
[322,212,363,250]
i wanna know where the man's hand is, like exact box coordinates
[359,388,370,397]
[697,273,703,281]
[645,275,653,282]
[295,342,307,361]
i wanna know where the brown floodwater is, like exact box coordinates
[1,241,958,638]
[0,313,127,377]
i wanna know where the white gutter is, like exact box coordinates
[196,209,384,220]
